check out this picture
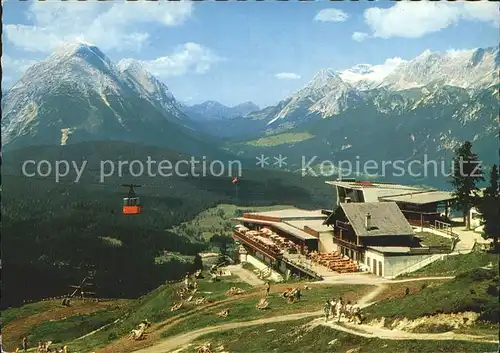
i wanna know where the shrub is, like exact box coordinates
[457,268,496,281]
[486,284,498,297]
[107,332,118,341]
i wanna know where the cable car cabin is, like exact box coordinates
[122,184,141,215]
[123,197,141,215]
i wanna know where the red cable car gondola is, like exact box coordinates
[122,184,141,215]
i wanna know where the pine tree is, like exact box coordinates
[478,165,500,251]
[449,141,484,230]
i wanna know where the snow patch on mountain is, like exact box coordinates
[262,46,498,130]
[380,47,499,91]
[337,58,406,90]
[268,69,361,126]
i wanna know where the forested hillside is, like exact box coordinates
[2,141,332,308]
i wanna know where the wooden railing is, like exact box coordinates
[232,231,281,260]
[335,220,351,230]
[282,252,323,280]
[401,210,442,223]
[333,237,361,250]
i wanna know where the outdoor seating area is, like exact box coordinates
[236,227,300,255]
[306,251,359,273]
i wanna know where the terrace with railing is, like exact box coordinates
[234,224,360,276]
[232,225,301,259]
[401,210,446,227]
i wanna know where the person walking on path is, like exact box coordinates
[265,281,270,297]
[21,337,28,352]
[336,297,344,323]
[323,300,330,321]
[351,301,362,324]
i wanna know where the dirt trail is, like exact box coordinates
[132,311,323,353]
[131,278,497,353]
[390,276,455,283]
[357,284,385,307]
[316,274,454,286]
[96,283,305,353]
[314,319,499,343]
[93,290,262,353]
[135,315,498,353]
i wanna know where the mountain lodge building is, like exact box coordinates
[232,180,456,279]
[326,180,456,227]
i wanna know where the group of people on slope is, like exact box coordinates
[183,273,199,291]
[323,297,362,324]
[15,338,68,353]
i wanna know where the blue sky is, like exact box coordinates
[3,0,499,107]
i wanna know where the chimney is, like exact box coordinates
[365,212,372,230]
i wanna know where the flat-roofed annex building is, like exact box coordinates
[326,180,456,227]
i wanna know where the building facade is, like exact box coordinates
[232,180,455,279]
[326,180,456,227]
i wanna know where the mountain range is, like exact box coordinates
[232,46,499,186]
[185,100,260,120]
[2,41,498,186]
[256,47,498,132]
[0,41,228,159]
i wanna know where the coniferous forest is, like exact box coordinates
[1,141,331,308]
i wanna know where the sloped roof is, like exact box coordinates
[340,202,414,237]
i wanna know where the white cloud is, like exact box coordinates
[275,72,301,80]
[5,0,193,53]
[126,43,224,77]
[2,55,39,73]
[2,55,39,84]
[314,9,349,23]
[363,1,499,39]
[352,32,369,42]
[337,57,406,85]
[445,48,475,58]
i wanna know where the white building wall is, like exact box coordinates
[365,249,384,276]
[383,253,437,279]
[318,232,337,253]
[365,249,443,279]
